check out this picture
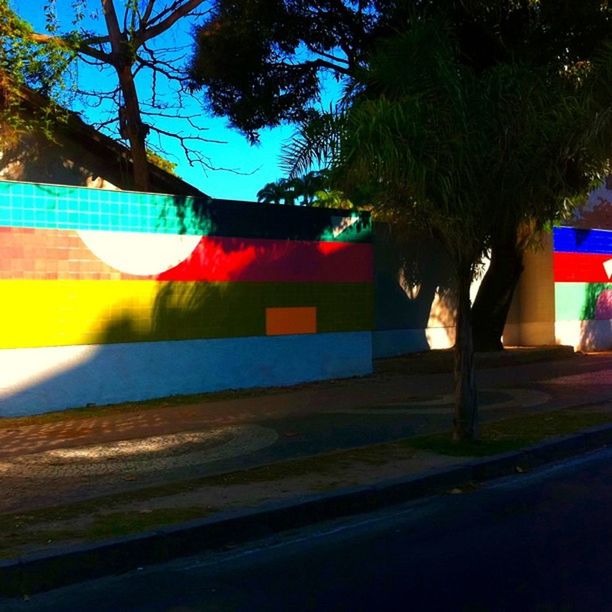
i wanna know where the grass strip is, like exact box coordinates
[409,408,612,457]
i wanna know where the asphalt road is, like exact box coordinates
[5,447,612,612]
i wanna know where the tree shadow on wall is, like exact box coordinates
[0,204,373,416]
[373,222,456,353]
[579,282,612,351]
[0,134,108,187]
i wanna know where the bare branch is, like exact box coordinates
[149,124,226,146]
[135,54,186,82]
[139,0,210,44]
[304,44,350,67]
[141,0,157,27]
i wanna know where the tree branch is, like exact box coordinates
[29,32,113,64]
[78,43,114,64]
[305,58,352,76]
[101,0,124,62]
[139,0,209,44]
[141,0,157,28]
[304,44,350,68]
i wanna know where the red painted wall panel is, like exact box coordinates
[553,252,612,283]
[0,228,373,283]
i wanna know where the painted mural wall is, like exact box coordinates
[553,181,612,350]
[506,180,612,351]
[0,180,373,416]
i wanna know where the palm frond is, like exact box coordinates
[280,108,344,178]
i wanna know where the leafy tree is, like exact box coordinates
[1,0,213,191]
[446,0,612,351]
[188,0,400,141]
[306,23,610,440]
[189,0,612,351]
[0,3,73,144]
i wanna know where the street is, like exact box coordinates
[5,447,612,611]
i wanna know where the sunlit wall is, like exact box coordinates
[0,180,373,416]
[552,182,612,350]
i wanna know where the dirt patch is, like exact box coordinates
[0,449,457,559]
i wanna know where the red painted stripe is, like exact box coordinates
[554,252,612,283]
[0,228,373,283]
[157,236,373,283]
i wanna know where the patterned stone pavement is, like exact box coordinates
[1,351,611,513]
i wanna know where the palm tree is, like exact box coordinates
[257,171,330,206]
[256,180,290,205]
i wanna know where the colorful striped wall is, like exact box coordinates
[503,182,612,350]
[0,181,373,416]
[553,223,612,350]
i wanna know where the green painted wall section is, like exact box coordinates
[555,283,612,321]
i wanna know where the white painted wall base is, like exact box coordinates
[555,320,612,351]
[0,332,372,417]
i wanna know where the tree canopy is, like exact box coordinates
[188,0,404,141]
[257,170,334,206]
[323,21,611,439]
[189,0,612,136]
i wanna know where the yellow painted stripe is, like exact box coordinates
[0,280,373,349]
[0,280,158,348]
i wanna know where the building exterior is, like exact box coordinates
[505,181,612,352]
[0,82,204,196]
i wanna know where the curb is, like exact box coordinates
[2,423,612,598]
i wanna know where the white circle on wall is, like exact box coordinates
[77,230,201,276]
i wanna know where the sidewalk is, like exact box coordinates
[1,347,612,595]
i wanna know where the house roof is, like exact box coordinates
[1,79,209,198]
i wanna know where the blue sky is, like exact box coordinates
[13,1,316,201]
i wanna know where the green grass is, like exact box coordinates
[86,507,215,539]
[0,441,418,557]
[409,409,612,457]
[0,507,217,556]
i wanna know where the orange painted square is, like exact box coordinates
[266,307,317,336]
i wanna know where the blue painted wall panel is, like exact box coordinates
[553,226,612,254]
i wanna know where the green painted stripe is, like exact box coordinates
[112,282,374,344]
[555,282,612,321]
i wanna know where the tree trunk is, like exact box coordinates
[102,0,150,192]
[453,264,479,441]
[471,235,524,352]
[116,64,150,192]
